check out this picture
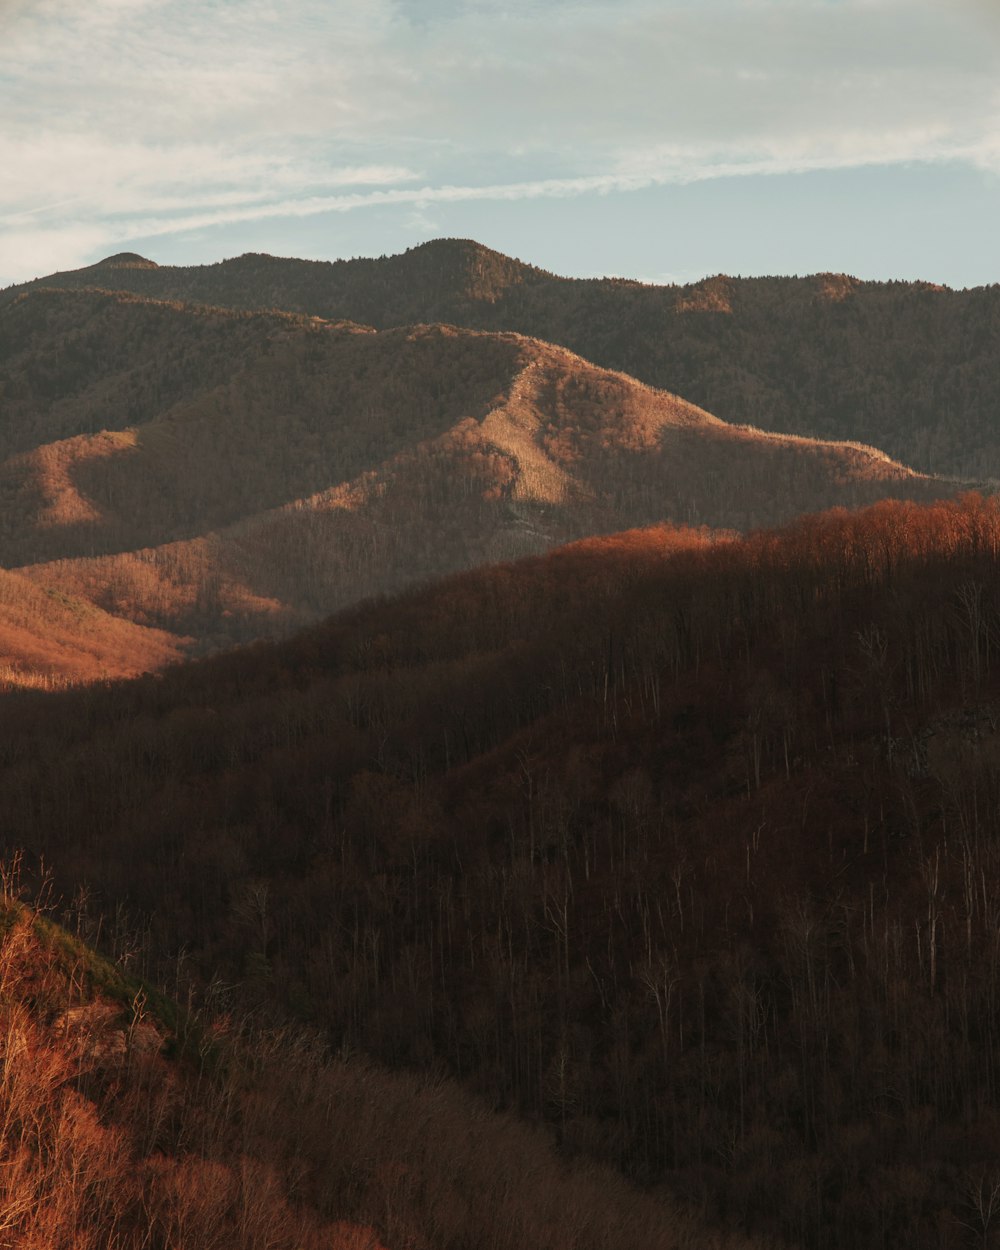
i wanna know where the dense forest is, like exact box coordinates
[5,496,1000,1246]
[9,238,1000,479]
[3,877,746,1249]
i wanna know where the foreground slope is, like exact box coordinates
[0,877,757,1250]
[11,239,1000,478]
[2,286,953,661]
[6,497,1000,1247]
[0,887,384,1250]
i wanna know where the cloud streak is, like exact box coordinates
[125,144,998,233]
[1,0,998,283]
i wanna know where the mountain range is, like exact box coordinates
[3,240,1000,1250]
[5,494,1000,1250]
[8,237,999,478]
[0,269,957,683]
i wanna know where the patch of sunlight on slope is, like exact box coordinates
[479,342,729,505]
[729,421,924,479]
[0,566,186,686]
[8,429,139,531]
[23,540,288,638]
[481,361,580,505]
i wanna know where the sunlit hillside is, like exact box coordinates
[0,566,186,688]
[10,238,1000,479]
[1,286,960,670]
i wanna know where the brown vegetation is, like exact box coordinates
[0,567,186,689]
[0,874,751,1250]
[9,238,1000,478]
[5,496,1000,1245]
[0,885,376,1249]
[10,238,1000,1245]
[0,286,960,676]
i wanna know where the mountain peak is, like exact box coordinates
[93,252,158,270]
[392,237,550,302]
[406,237,499,259]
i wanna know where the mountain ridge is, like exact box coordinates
[6,239,1000,1249]
[11,237,998,479]
[1,284,957,679]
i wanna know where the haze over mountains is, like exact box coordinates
[0,269,956,682]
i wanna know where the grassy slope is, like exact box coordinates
[0,566,186,688]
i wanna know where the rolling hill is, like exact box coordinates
[0,566,184,689]
[1,285,956,675]
[7,233,1000,1250]
[8,238,1000,479]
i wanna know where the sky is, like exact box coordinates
[1,0,999,289]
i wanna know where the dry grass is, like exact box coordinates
[0,892,389,1250]
[0,567,187,687]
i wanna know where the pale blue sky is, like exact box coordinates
[1,0,998,288]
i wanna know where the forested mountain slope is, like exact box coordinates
[10,239,1000,478]
[1,286,953,672]
[6,496,1000,1248]
[3,882,740,1250]
[0,887,366,1249]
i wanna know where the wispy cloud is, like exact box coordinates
[1,0,997,283]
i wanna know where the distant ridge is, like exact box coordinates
[94,252,159,269]
[8,238,1000,478]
